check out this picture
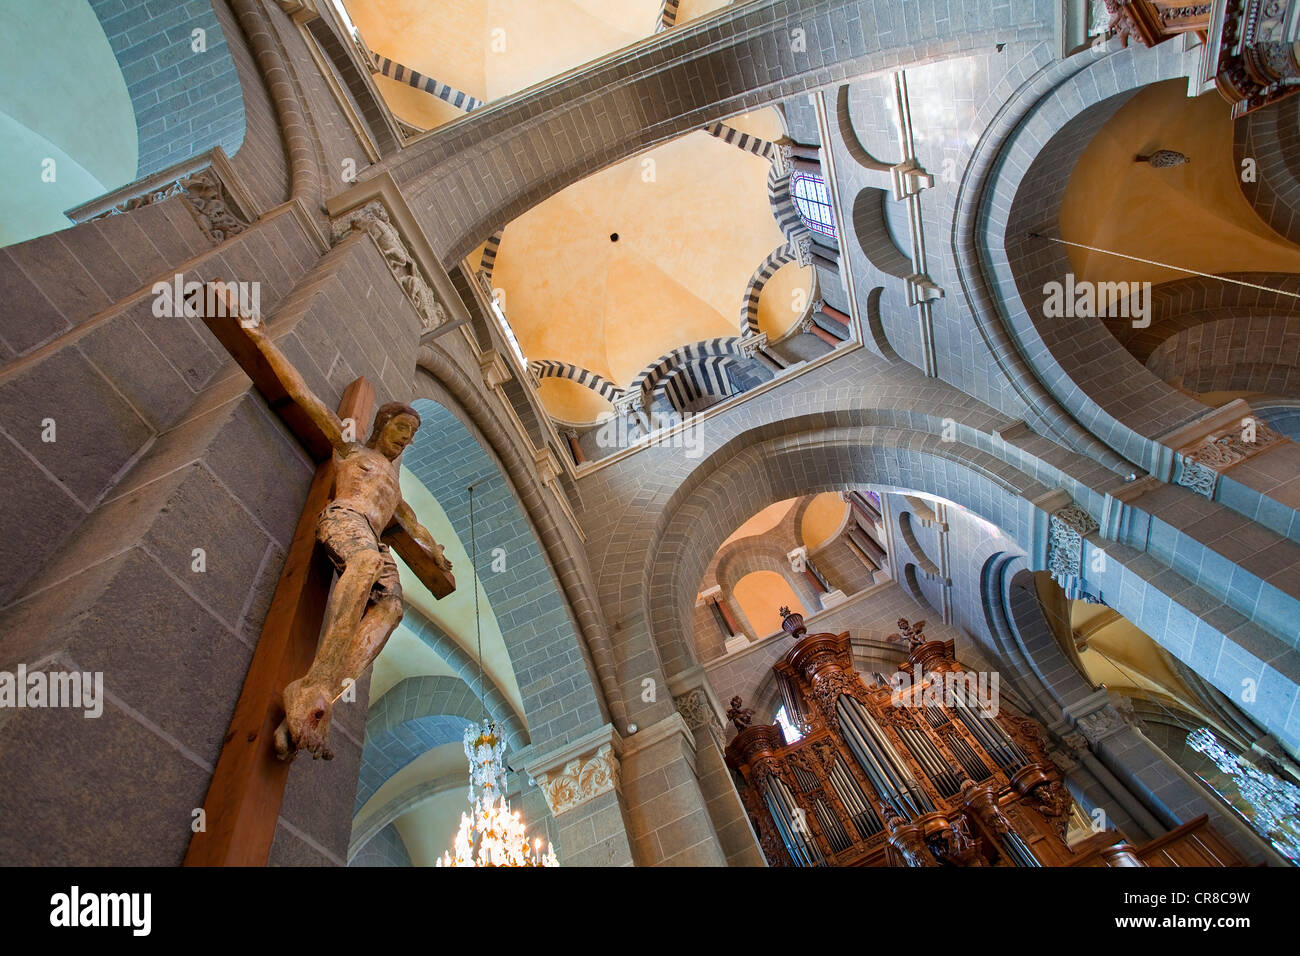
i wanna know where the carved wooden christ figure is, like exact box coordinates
[228,316,454,761]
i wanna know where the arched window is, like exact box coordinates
[775,705,804,745]
[790,172,836,239]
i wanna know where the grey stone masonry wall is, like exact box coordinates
[91,0,246,178]
[1236,96,1300,245]
[382,0,1059,264]
[0,232,423,865]
[0,203,318,608]
[212,0,291,213]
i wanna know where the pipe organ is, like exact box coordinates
[726,616,1246,867]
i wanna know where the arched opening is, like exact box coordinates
[791,171,836,238]
[0,0,245,248]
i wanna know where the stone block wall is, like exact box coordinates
[0,225,423,864]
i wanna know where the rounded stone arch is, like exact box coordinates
[414,346,626,732]
[861,285,903,361]
[739,243,798,334]
[399,386,609,748]
[767,163,810,243]
[1147,313,1300,396]
[354,676,479,810]
[628,337,750,409]
[528,359,623,403]
[397,606,530,749]
[852,186,912,279]
[896,509,941,575]
[902,563,930,609]
[1118,272,1300,363]
[636,420,1045,687]
[978,41,1218,474]
[604,412,1300,752]
[1235,95,1300,245]
[834,83,898,172]
[714,538,820,613]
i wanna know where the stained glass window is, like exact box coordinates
[791,172,836,239]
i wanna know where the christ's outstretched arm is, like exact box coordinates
[241,319,347,452]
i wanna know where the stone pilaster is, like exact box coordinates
[524,724,633,866]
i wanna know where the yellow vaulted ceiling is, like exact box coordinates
[344,0,731,131]
[495,114,811,422]
[343,3,811,424]
[1061,79,1300,291]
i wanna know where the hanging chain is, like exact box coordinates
[469,481,488,724]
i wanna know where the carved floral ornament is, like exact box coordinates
[1047,505,1097,578]
[330,200,449,333]
[533,743,620,816]
[674,689,722,737]
[1176,419,1283,499]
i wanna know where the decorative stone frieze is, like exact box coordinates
[1176,420,1283,498]
[534,744,620,816]
[86,161,250,244]
[330,200,449,333]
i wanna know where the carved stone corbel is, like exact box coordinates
[1047,504,1099,597]
[330,200,449,333]
[534,445,561,491]
[794,236,813,268]
[478,349,512,390]
[673,687,725,749]
[738,332,768,358]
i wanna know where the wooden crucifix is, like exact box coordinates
[184,282,455,866]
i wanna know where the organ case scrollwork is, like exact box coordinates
[725,619,1121,867]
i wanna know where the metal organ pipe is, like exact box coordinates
[828,757,884,838]
[762,774,824,867]
[836,695,935,817]
[950,684,1026,771]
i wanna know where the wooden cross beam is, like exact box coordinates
[184,283,452,866]
[185,377,371,867]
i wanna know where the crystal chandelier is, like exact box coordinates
[437,481,558,867]
[436,718,557,867]
[1186,727,1300,861]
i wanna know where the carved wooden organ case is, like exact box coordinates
[725,621,1079,867]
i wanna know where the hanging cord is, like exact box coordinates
[1028,234,1300,300]
[468,480,489,725]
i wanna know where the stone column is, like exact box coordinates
[1063,690,1281,864]
[670,669,766,866]
[526,724,634,867]
[618,710,729,865]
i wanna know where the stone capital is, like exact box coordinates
[668,666,726,746]
[524,724,623,817]
[1064,690,1133,748]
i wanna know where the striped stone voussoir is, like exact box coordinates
[528,360,624,403]
[705,121,778,161]
[373,53,484,113]
[741,242,799,335]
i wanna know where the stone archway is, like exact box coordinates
[589,406,1300,753]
